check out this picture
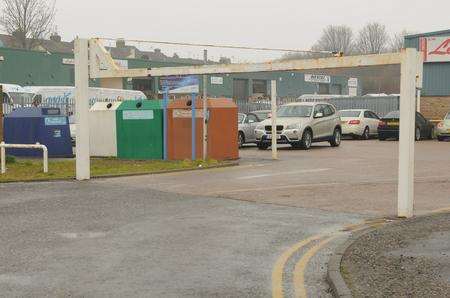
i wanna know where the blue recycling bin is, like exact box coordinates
[4,107,73,157]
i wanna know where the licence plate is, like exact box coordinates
[267,135,281,140]
[387,121,399,126]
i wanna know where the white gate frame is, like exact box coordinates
[1,142,48,174]
[75,38,422,218]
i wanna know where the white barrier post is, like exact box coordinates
[271,80,278,160]
[74,38,91,180]
[1,142,5,174]
[398,48,420,218]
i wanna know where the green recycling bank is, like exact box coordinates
[89,100,164,160]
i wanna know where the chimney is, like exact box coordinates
[116,38,126,48]
[50,33,61,42]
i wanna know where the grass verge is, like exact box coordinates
[0,158,232,183]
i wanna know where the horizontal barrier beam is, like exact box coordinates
[0,142,48,174]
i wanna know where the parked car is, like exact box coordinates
[254,102,342,150]
[378,111,434,141]
[339,109,381,140]
[238,113,262,147]
[436,112,450,141]
[251,110,271,121]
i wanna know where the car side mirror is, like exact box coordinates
[314,112,324,118]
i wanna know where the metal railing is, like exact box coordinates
[0,142,48,174]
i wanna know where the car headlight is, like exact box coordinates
[256,125,265,130]
[286,123,300,130]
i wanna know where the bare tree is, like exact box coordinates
[0,0,56,49]
[355,22,389,54]
[390,30,415,52]
[312,25,354,54]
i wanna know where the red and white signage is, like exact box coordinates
[420,36,450,62]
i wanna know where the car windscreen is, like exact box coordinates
[339,110,361,117]
[238,114,245,123]
[254,111,269,120]
[278,105,312,117]
[383,111,400,119]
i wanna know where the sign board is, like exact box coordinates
[173,109,204,118]
[348,78,358,88]
[161,75,199,94]
[62,58,129,69]
[420,36,450,62]
[304,74,331,84]
[122,110,154,120]
[211,76,224,85]
[45,117,67,126]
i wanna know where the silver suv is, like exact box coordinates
[254,102,342,150]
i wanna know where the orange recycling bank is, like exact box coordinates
[167,98,238,161]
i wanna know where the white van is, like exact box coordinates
[23,86,147,114]
[1,84,36,114]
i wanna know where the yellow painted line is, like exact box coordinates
[431,206,450,214]
[293,236,337,298]
[272,234,324,298]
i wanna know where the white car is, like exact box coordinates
[254,102,342,150]
[339,109,381,140]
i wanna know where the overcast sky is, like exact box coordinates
[51,0,449,61]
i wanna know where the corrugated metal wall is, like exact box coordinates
[237,96,399,117]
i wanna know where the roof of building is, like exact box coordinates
[0,34,206,64]
[405,29,450,39]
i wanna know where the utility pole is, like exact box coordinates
[202,49,208,160]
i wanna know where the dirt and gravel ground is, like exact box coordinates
[341,212,450,298]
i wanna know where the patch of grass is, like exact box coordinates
[6,155,16,164]
[0,157,231,183]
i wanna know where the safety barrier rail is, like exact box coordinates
[0,142,48,174]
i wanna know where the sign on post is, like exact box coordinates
[160,76,199,94]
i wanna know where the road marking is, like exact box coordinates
[293,236,337,298]
[237,168,331,180]
[206,176,450,196]
[430,206,450,213]
[272,234,324,298]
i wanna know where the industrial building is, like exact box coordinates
[405,29,450,119]
[0,35,358,103]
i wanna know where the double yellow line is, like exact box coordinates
[272,234,335,298]
[272,220,388,298]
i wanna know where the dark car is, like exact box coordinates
[378,111,434,141]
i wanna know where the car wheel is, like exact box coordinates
[361,127,370,140]
[238,132,245,148]
[300,129,312,150]
[330,128,342,147]
[257,142,269,150]
[415,127,421,141]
